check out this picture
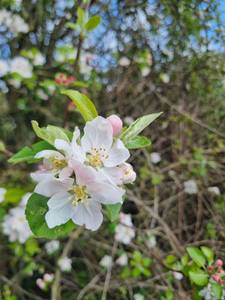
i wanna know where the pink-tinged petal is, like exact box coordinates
[59,167,73,180]
[72,200,103,231]
[47,191,72,209]
[45,202,74,228]
[89,181,125,204]
[107,115,123,136]
[81,116,113,152]
[104,139,130,167]
[70,160,97,186]
[70,128,85,162]
[31,170,54,182]
[35,150,64,159]
[34,178,73,197]
[54,139,71,157]
[100,167,123,185]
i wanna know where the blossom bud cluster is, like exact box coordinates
[55,73,76,86]
[31,116,136,231]
[208,259,225,285]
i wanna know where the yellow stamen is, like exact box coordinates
[51,158,67,170]
[72,185,88,206]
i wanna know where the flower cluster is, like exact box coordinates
[36,273,54,290]
[208,259,225,285]
[3,193,32,243]
[0,9,29,34]
[55,73,76,86]
[115,212,135,244]
[31,116,136,231]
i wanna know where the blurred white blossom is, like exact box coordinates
[8,78,21,88]
[0,187,6,203]
[184,179,198,195]
[150,152,161,164]
[116,253,128,266]
[124,116,134,125]
[141,67,151,77]
[0,9,29,34]
[146,234,157,249]
[100,255,112,269]
[58,256,72,272]
[2,193,32,243]
[134,294,145,300]
[119,57,130,67]
[10,57,33,78]
[173,272,183,280]
[160,73,170,83]
[45,240,60,255]
[208,186,220,196]
[0,60,9,77]
[115,213,135,244]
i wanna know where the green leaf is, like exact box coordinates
[121,113,162,143]
[187,247,206,268]
[211,282,223,299]
[61,89,98,121]
[5,188,27,204]
[32,121,70,145]
[77,7,87,29]
[125,135,151,149]
[85,16,101,32]
[8,141,54,164]
[66,22,78,30]
[189,270,208,286]
[200,246,214,265]
[106,203,122,222]
[26,193,75,239]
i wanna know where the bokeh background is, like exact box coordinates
[0,0,225,299]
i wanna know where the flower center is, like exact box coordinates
[71,185,88,206]
[51,158,67,170]
[87,147,109,168]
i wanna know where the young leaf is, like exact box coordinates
[26,193,75,239]
[125,135,151,149]
[77,7,87,29]
[85,16,101,32]
[211,282,223,299]
[32,121,70,145]
[187,247,206,268]
[61,89,98,121]
[200,246,214,265]
[189,270,208,286]
[121,112,162,143]
[8,141,53,164]
[106,203,122,222]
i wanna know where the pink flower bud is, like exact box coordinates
[107,115,123,136]
[207,265,214,273]
[212,274,220,282]
[216,259,223,267]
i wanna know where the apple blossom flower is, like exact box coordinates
[99,255,113,269]
[9,15,29,33]
[141,66,151,77]
[119,57,131,67]
[134,294,145,300]
[116,253,128,266]
[173,272,183,280]
[58,256,72,272]
[146,234,157,249]
[10,57,33,78]
[0,60,9,77]
[2,193,32,243]
[33,53,45,66]
[119,163,136,184]
[36,278,46,290]
[150,152,161,164]
[33,130,81,179]
[115,213,135,244]
[208,186,220,196]
[8,78,21,88]
[35,162,124,230]
[107,115,123,136]
[43,273,54,283]
[124,116,134,125]
[45,240,60,255]
[184,179,198,194]
[0,187,6,203]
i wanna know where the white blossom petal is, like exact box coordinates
[35,150,64,160]
[81,116,113,152]
[72,200,103,231]
[34,178,73,197]
[45,202,73,228]
[89,181,125,204]
[104,139,130,167]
